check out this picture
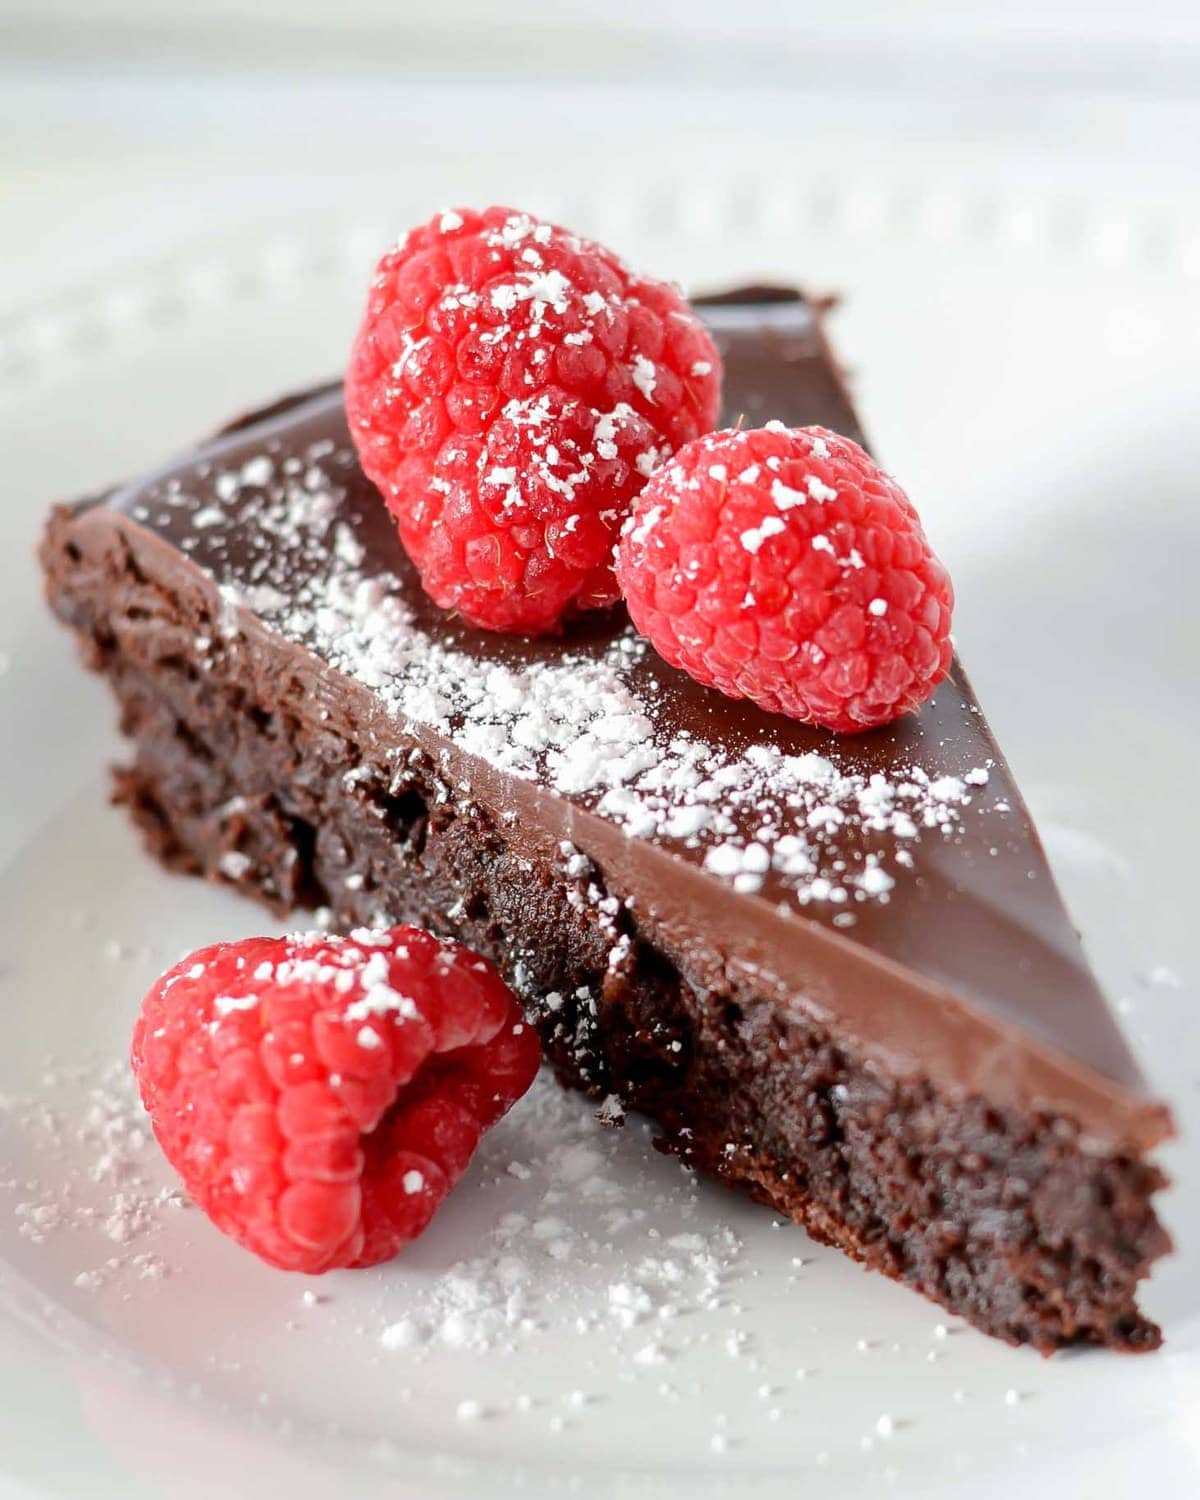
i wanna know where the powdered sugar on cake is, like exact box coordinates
[127,429,998,914]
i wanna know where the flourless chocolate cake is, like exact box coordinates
[41,289,1173,1352]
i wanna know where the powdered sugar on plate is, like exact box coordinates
[0,1048,830,1439]
[2,1058,183,1293]
[375,1073,745,1366]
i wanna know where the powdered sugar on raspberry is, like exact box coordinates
[342,207,721,636]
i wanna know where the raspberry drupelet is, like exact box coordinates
[132,927,540,1272]
[616,424,954,733]
[346,206,722,636]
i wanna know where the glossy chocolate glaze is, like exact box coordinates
[75,291,1171,1149]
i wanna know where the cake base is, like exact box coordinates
[42,503,1169,1353]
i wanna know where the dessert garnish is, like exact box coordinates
[616,423,954,732]
[131,927,540,1271]
[345,205,722,635]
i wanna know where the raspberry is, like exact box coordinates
[131,927,540,1272]
[615,425,954,733]
[345,206,721,636]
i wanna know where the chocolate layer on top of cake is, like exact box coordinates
[42,290,1172,1351]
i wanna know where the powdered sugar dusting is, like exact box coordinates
[4,1058,183,1292]
[133,428,1000,915]
[740,515,786,555]
[369,1072,747,1367]
[2,1049,852,1444]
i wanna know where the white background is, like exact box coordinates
[2,0,1199,312]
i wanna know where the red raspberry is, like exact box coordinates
[615,425,954,733]
[131,927,540,1272]
[345,205,721,636]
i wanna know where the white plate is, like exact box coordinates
[1,182,1199,1500]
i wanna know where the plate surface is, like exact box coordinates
[1,182,1198,1499]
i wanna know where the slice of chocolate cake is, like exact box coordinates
[41,290,1173,1352]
